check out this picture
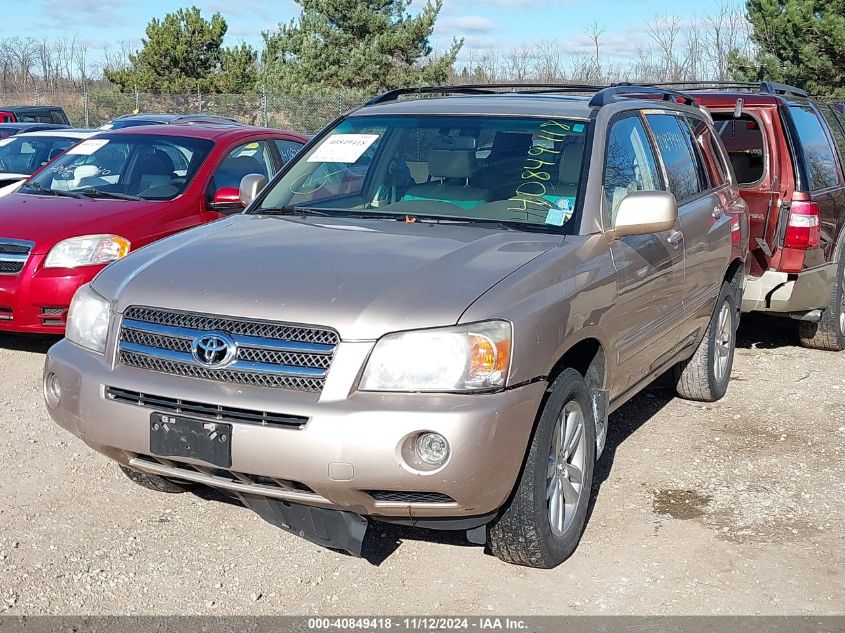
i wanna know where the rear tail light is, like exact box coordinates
[783,201,821,249]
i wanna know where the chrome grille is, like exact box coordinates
[0,238,34,275]
[118,307,338,392]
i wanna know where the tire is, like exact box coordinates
[675,282,737,402]
[798,253,845,351]
[119,465,190,494]
[487,369,596,569]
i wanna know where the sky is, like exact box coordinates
[2,0,724,71]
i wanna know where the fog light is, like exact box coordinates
[45,372,61,406]
[416,432,450,466]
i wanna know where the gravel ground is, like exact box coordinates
[0,314,843,615]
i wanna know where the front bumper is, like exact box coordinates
[741,264,835,314]
[0,255,103,334]
[44,338,547,521]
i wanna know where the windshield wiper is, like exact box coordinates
[25,182,85,199]
[254,206,331,217]
[78,188,142,201]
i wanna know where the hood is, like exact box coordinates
[0,193,166,253]
[96,214,562,340]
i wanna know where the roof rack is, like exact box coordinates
[588,84,697,107]
[366,83,698,109]
[166,114,243,126]
[638,81,809,98]
[366,83,608,105]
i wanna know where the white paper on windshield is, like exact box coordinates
[0,138,14,147]
[307,134,379,163]
[67,139,110,155]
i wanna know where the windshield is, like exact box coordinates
[255,115,589,229]
[0,135,80,175]
[21,134,214,201]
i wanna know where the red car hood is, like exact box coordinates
[0,192,164,254]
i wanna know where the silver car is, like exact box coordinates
[44,84,749,568]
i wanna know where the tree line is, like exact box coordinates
[1,0,844,97]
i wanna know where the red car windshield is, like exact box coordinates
[22,134,214,201]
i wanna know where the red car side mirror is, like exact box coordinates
[208,186,244,213]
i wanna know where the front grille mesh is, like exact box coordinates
[0,243,30,255]
[0,261,23,274]
[123,307,340,346]
[118,307,339,393]
[119,350,325,392]
[368,490,457,504]
[0,239,33,276]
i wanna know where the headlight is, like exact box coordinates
[45,235,130,268]
[65,284,110,354]
[360,321,512,392]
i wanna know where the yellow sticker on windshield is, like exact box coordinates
[243,142,259,150]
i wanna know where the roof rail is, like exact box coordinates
[366,83,608,105]
[366,82,699,109]
[759,81,808,98]
[167,114,243,126]
[588,84,697,108]
[634,81,809,98]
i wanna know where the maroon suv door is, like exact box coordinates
[711,107,783,278]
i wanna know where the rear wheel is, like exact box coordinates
[487,369,595,568]
[798,254,845,351]
[675,282,737,402]
[119,465,190,494]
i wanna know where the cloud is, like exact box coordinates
[38,0,130,28]
[439,15,498,34]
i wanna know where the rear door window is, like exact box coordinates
[819,106,845,164]
[790,105,842,191]
[646,114,704,203]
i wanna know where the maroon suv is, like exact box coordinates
[0,122,307,334]
[688,82,845,350]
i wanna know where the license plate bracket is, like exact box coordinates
[149,413,232,468]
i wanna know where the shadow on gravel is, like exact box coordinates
[588,382,674,523]
[736,312,800,349]
[0,333,59,354]
[190,485,477,565]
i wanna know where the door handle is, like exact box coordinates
[712,206,724,220]
[667,231,683,248]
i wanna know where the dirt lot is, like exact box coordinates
[0,315,843,615]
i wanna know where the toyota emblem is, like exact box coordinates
[191,332,237,368]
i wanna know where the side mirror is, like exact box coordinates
[239,173,267,208]
[207,186,243,213]
[611,190,678,238]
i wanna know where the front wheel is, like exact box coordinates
[675,282,737,402]
[487,369,596,568]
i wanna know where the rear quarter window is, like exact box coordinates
[789,105,842,191]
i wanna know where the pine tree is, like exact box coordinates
[106,6,258,94]
[731,0,845,95]
[262,0,462,93]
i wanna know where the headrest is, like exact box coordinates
[490,132,532,158]
[137,154,173,176]
[432,136,477,151]
[429,149,476,179]
[222,155,264,177]
[558,144,584,185]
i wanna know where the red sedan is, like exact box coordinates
[0,123,307,334]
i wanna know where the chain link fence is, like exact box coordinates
[1,89,372,134]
